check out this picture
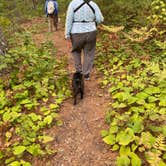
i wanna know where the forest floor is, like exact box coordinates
[22,18,117,166]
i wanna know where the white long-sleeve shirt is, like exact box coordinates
[65,0,104,39]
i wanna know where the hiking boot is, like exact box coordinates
[84,73,90,80]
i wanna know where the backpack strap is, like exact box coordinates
[74,0,95,14]
[74,1,86,13]
[85,1,95,14]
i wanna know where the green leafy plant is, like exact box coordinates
[0,32,70,165]
[96,27,166,165]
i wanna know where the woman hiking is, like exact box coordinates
[45,0,58,32]
[65,0,104,80]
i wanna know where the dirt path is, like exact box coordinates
[23,18,117,166]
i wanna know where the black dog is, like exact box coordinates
[72,72,84,105]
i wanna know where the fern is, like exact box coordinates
[146,135,166,166]
[146,150,162,166]
[154,134,166,152]
[122,27,153,42]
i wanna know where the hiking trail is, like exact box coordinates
[23,18,117,166]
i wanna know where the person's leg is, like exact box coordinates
[71,34,85,72]
[48,15,54,32]
[53,14,58,31]
[83,31,97,78]
[48,15,51,32]
[50,15,54,32]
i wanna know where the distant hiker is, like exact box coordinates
[65,0,104,80]
[45,0,58,32]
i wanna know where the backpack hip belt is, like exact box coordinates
[73,0,96,23]
[73,20,95,23]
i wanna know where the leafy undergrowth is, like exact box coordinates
[0,32,70,165]
[96,32,166,166]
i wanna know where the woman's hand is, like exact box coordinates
[66,38,72,50]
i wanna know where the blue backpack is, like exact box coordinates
[46,0,58,15]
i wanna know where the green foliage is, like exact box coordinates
[148,0,166,27]
[0,32,70,165]
[95,0,152,27]
[145,135,166,166]
[9,160,31,166]
[0,16,11,28]
[0,0,44,35]
[58,0,153,27]
[96,29,166,165]
[121,0,165,59]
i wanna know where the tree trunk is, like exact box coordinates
[0,28,7,56]
[32,0,37,9]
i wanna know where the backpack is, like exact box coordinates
[74,0,95,15]
[73,0,96,24]
[47,1,55,14]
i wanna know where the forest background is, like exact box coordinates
[0,0,165,166]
